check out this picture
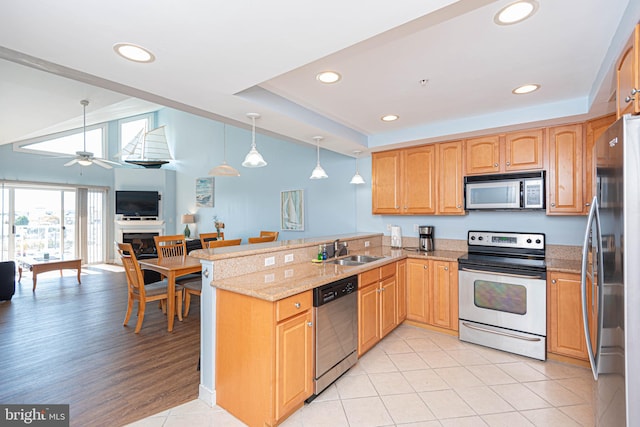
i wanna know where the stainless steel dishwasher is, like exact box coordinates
[309,275,358,400]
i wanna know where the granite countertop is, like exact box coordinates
[209,247,463,301]
[546,258,582,274]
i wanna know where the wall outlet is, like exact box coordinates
[264,273,275,283]
[264,256,275,266]
[414,224,419,232]
[284,269,293,278]
[386,224,392,231]
[364,241,370,247]
[284,253,294,263]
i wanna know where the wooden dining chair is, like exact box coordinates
[184,238,242,317]
[199,232,224,249]
[153,235,187,260]
[248,236,277,244]
[259,230,279,241]
[206,238,242,248]
[117,243,183,333]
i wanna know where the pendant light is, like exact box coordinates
[309,136,328,179]
[242,113,267,168]
[350,150,365,184]
[209,123,240,176]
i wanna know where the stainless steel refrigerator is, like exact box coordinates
[582,114,640,426]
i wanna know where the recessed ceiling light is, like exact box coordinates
[512,84,540,94]
[113,43,156,63]
[495,0,538,25]
[316,71,341,84]
[381,114,399,122]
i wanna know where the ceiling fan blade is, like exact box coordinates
[92,158,113,169]
[64,158,79,167]
[97,157,121,166]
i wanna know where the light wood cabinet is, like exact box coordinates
[617,24,640,118]
[465,135,501,175]
[465,130,544,175]
[396,260,407,324]
[547,124,585,215]
[372,146,436,215]
[547,272,588,360]
[406,258,458,331]
[586,114,617,205]
[437,140,465,215]
[358,263,398,356]
[216,289,313,427]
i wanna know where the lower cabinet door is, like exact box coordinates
[275,310,313,419]
[380,276,397,338]
[358,282,380,356]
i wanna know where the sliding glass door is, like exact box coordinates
[0,183,106,264]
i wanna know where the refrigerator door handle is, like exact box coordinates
[581,195,599,380]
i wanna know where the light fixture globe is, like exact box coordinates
[242,113,267,168]
[309,136,328,179]
[209,124,240,176]
[350,150,366,184]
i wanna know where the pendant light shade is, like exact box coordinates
[242,113,267,168]
[209,124,240,176]
[350,150,365,184]
[309,136,328,179]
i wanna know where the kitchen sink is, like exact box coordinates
[326,255,385,266]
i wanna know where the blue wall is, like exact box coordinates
[1,106,588,260]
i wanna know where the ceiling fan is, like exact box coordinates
[64,100,120,169]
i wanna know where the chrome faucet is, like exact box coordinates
[333,239,348,258]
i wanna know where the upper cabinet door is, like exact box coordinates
[403,145,436,214]
[372,150,401,214]
[505,129,544,172]
[617,24,640,118]
[437,140,465,215]
[465,135,501,175]
[547,124,584,215]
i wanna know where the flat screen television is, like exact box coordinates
[115,191,159,217]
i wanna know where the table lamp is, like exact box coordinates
[182,214,195,238]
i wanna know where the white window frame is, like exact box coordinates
[119,113,155,153]
[13,123,108,158]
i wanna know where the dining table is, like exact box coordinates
[138,255,202,332]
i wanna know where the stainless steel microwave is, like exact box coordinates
[464,171,545,210]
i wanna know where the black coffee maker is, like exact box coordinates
[419,226,434,252]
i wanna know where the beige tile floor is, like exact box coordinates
[127,324,595,427]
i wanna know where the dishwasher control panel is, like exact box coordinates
[313,275,357,307]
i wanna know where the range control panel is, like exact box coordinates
[467,231,545,251]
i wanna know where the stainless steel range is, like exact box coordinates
[457,230,547,360]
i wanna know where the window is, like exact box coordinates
[15,124,106,157]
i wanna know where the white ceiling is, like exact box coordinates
[0,0,638,156]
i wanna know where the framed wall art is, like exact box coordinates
[280,189,304,231]
[195,177,215,207]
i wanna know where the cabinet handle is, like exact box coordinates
[632,88,639,95]
[551,202,556,207]
[423,265,428,269]
[506,161,510,166]
[294,302,301,308]
[551,279,557,284]
[202,268,209,278]
[307,322,313,327]
[456,204,462,209]
[377,289,381,293]
[493,163,498,167]
[585,202,591,206]
[444,267,448,271]
[626,96,635,103]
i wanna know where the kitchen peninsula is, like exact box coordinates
[189,232,464,426]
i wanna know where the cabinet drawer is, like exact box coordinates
[276,291,312,322]
[381,262,396,279]
[359,268,380,288]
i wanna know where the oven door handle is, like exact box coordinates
[460,267,543,280]
[461,322,542,342]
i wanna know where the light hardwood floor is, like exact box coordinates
[0,264,200,427]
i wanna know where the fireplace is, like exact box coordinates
[123,232,159,256]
